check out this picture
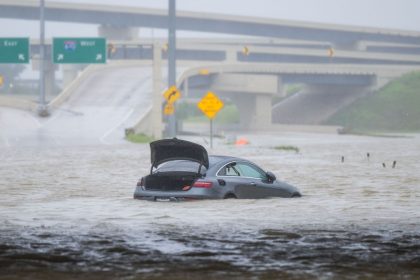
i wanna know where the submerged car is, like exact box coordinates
[134,138,301,201]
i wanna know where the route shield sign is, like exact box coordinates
[0,38,29,64]
[164,85,181,104]
[53,37,106,64]
[197,91,224,119]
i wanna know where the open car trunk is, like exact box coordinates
[144,172,200,191]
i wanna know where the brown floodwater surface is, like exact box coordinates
[0,132,419,279]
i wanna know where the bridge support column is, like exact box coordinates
[253,94,272,130]
[62,64,84,88]
[235,94,254,129]
[98,25,140,40]
[277,75,285,97]
[151,43,163,139]
[225,50,237,62]
[235,93,272,130]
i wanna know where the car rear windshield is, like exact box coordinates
[156,160,207,174]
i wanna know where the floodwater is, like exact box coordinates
[1,132,419,279]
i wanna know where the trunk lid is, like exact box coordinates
[150,138,209,169]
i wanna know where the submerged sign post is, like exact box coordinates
[52,38,106,64]
[0,38,29,64]
[197,91,224,148]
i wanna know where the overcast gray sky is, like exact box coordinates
[0,0,419,38]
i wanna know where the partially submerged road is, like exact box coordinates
[0,64,153,147]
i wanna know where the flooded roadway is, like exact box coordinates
[1,131,419,279]
[1,62,419,279]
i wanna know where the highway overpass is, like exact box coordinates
[1,0,420,50]
[2,0,420,136]
[28,39,420,65]
[174,63,418,129]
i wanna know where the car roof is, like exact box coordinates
[208,155,245,167]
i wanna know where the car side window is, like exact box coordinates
[218,163,241,176]
[235,163,267,180]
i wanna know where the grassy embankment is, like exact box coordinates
[325,71,420,133]
[126,133,154,144]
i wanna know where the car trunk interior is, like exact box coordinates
[144,172,200,191]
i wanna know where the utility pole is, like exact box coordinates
[38,0,49,116]
[167,0,176,137]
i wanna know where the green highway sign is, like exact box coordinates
[53,37,106,64]
[0,38,29,64]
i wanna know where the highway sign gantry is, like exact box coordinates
[0,38,29,64]
[197,91,224,119]
[53,37,106,64]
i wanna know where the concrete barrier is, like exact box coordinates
[130,106,153,136]
[0,95,38,111]
[48,64,97,109]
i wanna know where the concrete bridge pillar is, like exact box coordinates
[98,25,140,41]
[234,93,254,129]
[62,64,84,88]
[151,43,163,139]
[225,49,237,62]
[233,93,272,130]
[277,75,285,97]
[253,94,272,129]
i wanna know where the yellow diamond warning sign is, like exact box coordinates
[163,102,174,115]
[197,91,224,119]
[164,85,181,104]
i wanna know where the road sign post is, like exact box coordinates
[197,91,224,148]
[38,0,49,117]
[167,0,177,138]
[0,38,29,64]
[52,38,106,64]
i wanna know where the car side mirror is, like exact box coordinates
[266,171,276,182]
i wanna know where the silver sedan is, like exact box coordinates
[134,138,301,201]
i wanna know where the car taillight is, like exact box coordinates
[192,181,213,188]
[137,177,144,187]
[182,185,192,191]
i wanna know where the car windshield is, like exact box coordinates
[156,160,206,173]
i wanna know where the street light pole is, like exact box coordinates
[38,0,48,116]
[167,0,176,137]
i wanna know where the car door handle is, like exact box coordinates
[249,182,256,186]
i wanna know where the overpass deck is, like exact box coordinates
[1,0,420,46]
